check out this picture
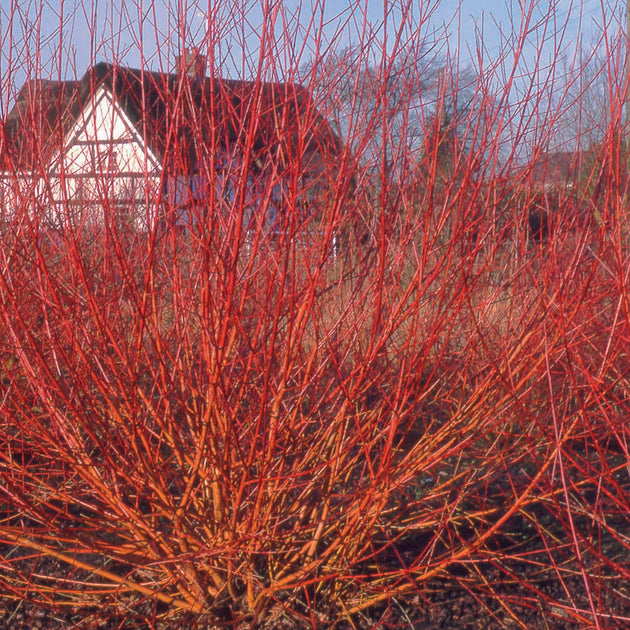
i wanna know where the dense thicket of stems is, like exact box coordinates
[1,1,629,627]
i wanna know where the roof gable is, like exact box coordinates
[50,85,161,177]
[1,62,341,174]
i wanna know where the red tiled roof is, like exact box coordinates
[528,150,582,187]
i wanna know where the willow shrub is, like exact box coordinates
[1,1,630,627]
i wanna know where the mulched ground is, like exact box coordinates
[3,533,629,630]
[2,449,629,629]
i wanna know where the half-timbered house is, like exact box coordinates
[0,52,341,234]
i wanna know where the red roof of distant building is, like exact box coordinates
[527,150,583,188]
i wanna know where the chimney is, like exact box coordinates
[176,48,206,80]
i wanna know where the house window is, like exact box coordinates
[95,150,118,174]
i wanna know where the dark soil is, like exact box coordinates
[3,517,628,630]
[2,450,629,629]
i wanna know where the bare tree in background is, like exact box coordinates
[301,43,488,246]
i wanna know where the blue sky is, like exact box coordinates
[0,1,625,156]
[0,1,625,89]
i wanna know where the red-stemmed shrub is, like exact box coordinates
[1,1,630,628]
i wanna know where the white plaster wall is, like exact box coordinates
[46,86,163,231]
